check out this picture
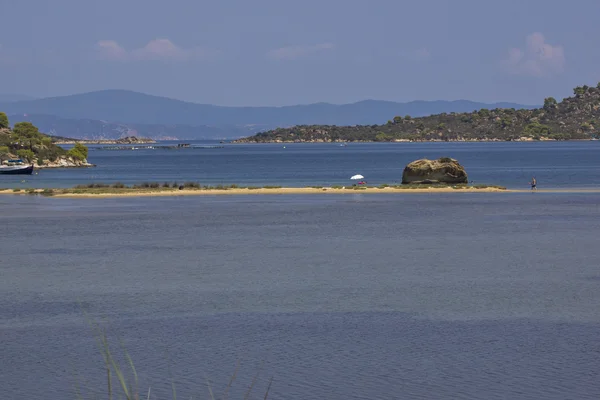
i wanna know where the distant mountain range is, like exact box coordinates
[0,90,537,140]
[0,94,37,102]
[7,114,250,141]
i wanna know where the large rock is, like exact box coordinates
[402,157,468,184]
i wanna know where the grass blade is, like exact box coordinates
[206,376,215,400]
[220,359,241,400]
[244,361,264,400]
[263,377,273,400]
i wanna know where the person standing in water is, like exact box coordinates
[530,177,537,190]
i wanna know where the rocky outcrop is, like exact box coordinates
[402,157,468,184]
[35,156,94,168]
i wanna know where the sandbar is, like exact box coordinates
[1,186,507,198]
[3,186,599,199]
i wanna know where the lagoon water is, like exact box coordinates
[1,143,600,399]
[1,141,600,189]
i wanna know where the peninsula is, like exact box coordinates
[51,136,156,145]
[235,83,600,143]
[0,113,93,168]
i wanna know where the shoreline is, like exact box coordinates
[0,186,509,198]
[2,186,600,199]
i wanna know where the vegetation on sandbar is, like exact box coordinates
[2,182,506,196]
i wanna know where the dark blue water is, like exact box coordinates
[2,141,600,189]
[1,193,599,399]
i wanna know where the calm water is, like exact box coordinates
[1,141,600,189]
[1,193,599,399]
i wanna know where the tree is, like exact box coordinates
[0,145,10,161]
[13,122,41,138]
[73,142,88,159]
[523,121,550,137]
[16,149,35,162]
[543,97,557,110]
[374,132,390,142]
[574,86,586,96]
[0,112,8,129]
[478,108,490,118]
[67,143,89,161]
[393,116,403,124]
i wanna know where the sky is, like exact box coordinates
[0,0,598,106]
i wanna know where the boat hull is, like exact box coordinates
[0,165,34,175]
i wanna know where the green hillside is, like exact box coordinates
[235,84,600,143]
[0,113,88,165]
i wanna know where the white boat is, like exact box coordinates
[0,159,34,175]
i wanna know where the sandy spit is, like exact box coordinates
[0,186,514,199]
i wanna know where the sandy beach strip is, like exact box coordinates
[3,186,600,198]
[1,186,507,198]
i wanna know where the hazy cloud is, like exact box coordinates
[267,43,334,60]
[96,40,128,60]
[96,39,210,62]
[503,32,565,77]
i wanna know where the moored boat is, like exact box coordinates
[0,160,34,175]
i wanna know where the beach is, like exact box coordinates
[0,185,512,198]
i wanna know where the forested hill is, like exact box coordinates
[0,113,89,166]
[235,84,600,143]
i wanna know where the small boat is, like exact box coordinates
[0,160,34,175]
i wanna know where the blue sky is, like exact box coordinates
[0,0,598,106]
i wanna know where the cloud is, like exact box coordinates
[267,43,334,60]
[503,32,565,77]
[96,39,209,62]
[96,40,128,60]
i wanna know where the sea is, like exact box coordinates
[1,140,600,189]
[1,142,599,399]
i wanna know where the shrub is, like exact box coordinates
[543,97,558,109]
[0,112,8,129]
[72,143,88,159]
[67,148,85,161]
[523,121,550,136]
[16,149,35,162]
[111,182,126,188]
